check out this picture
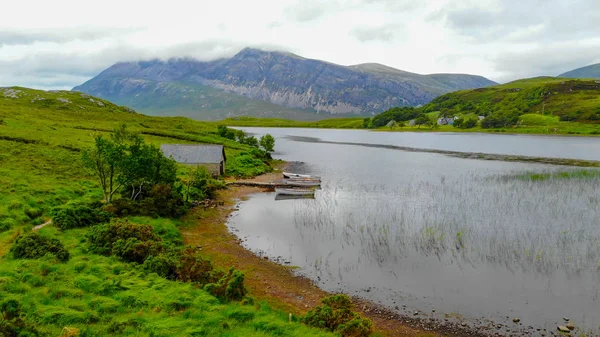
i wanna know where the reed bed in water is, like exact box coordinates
[289,170,600,276]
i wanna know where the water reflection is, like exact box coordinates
[229,128,600,333]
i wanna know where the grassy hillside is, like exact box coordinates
[423,77,600,122]
[0,87,341,337]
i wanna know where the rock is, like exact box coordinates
[566,322,575,330]
[557,325,570,333]
[57,98,70,104]
[513,318,520,323]
[97,101,105,107]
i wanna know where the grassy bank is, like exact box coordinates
[0,87,349,337]
[220,115,600,136]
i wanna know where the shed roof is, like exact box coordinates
[160,144,226,164]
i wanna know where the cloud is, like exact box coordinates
[352,24,405,42]
[0,27,141,46]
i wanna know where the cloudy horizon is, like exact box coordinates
[1,0,599,90]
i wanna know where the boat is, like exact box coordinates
[275,194,315,201]
[281,179,321,187]
[283,172,321,180]
[275,188,315,196]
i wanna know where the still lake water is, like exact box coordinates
[229,128,600,334]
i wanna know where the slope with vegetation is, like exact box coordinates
[0,87,372,336]
[358,77,600,135]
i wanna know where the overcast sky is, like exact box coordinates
[1,0,599,89]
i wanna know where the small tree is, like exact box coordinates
[386,120,397,130]
[259,134,275,152]
[414,115,429,128]
[82,135,126,203]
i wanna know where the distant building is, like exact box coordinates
[478,116,485,120]
[437,117,455,125]
[160,144,226,176]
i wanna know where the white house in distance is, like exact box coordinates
[160,144,226,176]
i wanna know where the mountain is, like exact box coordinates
[420,77,600,122]
[73,48,496,120]
[559,63,600,79]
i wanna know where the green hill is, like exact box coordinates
[421,77,600,123]
[0,87,341,337]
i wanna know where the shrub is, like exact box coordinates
[142,252,179,279]
[176,247,217,284]
[204,267,246,301]
[0,218,16,233]
[24,208,43,219]
[52,203,112,230]
[107,184,186,218]
[10,232,70,262]
[227,154,269,178]
[0,299,40,337]
[302,294,373,337]
[111,237,164,264]
[86,219,163,257]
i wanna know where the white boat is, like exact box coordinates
[283,172,321,180]
[282,179,321,187]
[275,188,315,196]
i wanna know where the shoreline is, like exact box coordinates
[180,167,518,337]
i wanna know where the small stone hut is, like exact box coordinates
[160,144,226,176]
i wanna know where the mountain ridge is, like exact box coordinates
[73,47,497,119]
[559,63,600,79]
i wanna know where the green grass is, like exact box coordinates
[0,226,333,337]
[509,169,600,181]
[0,87,331,336]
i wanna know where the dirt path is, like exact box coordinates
[32,219,52,231]
[180,170,493,337]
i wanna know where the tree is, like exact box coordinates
[83,125,177,203]
[217,125,235,140]
[386,120,397,129]
[82,135,126,203]
[243,136,259,148]
[259,134,275,152]
[414,115,430,128]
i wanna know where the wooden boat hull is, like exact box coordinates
[275,188,315,196]
[275,194,315,201]
[283,172,321,180]
[281,180,321,187]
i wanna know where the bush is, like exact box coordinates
[86,219,163,258]
[0,218,16,233]
[481,111,519,128]
[112,237,164,264]
[453,117,478,129]
[106,184,186,218]
[227,154,269,178]
[142,252,179,279]
[10,232,70,262]
[52,203,112,230]
[204,267,246,301]
[176,247,217,284]
[0,299,40,337]
[24,208,43,219]
[302,294,373,337]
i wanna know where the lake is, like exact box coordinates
[228,128,600,335]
